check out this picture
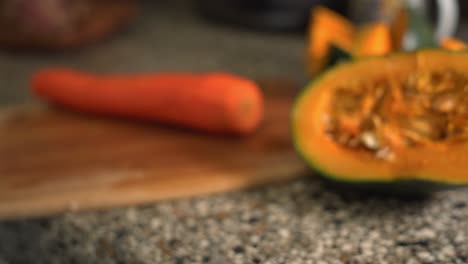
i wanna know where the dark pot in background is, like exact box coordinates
[195,0,348,32]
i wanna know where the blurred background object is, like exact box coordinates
[195,0,348,32]
[195,0,460,39]
[0,0,139,51]
[0,0,464,51]
[305,0,465,77]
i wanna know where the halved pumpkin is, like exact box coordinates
[353,22,393,57]
[440,37,467,51]
[293,49,468,193]
[307,6,356,76]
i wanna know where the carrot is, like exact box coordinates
[31,68,264,135]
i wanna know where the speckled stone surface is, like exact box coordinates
[1,178,468,264]
[1,1,468,264]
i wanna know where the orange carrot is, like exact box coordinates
[31,68,264,135]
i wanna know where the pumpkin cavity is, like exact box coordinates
[325,69,468,160]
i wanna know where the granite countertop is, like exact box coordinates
[1,1,467,264]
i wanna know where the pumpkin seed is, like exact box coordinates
[431,93,458,113]
[376,147,395,161]
[322,114,337,133]
[405,116,446,140]
[360,131,380,150]
[371,115,382,128]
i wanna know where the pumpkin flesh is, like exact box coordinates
[307,6,356,76]
[293,50,468,185]
[353,22,393,57]
[440,38,467,51]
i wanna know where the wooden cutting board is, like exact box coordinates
[0,88,307,220]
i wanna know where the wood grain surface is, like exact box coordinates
[0,93,307,220]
